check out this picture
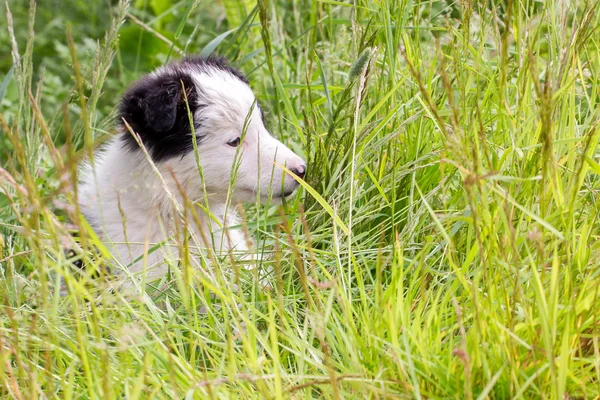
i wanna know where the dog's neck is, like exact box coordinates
[78,136,247,275]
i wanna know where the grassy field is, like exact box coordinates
[1,0,600,398]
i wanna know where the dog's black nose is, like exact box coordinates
[291,164,306,179]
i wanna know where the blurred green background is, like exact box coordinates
[0,0,238,133]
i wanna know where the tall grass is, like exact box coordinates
[1,0,600,398]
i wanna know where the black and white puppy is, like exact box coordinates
[78,56,306,281]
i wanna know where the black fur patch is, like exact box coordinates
[118,56,250,162]
[182,55,249,84]
[119,69,199,162]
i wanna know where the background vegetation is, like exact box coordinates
[1,0,600,398]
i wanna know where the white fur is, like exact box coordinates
[78,64,305,281]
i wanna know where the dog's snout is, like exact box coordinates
[290,164,306,179]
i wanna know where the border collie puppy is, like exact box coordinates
[78,56,306,281]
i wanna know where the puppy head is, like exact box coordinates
[119,56,306,203]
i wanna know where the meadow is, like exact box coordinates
[1,0,600,398]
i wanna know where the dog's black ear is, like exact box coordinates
[119,70,198,161]
[140,78,182,132]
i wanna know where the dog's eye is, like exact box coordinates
[227,137,241,147]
